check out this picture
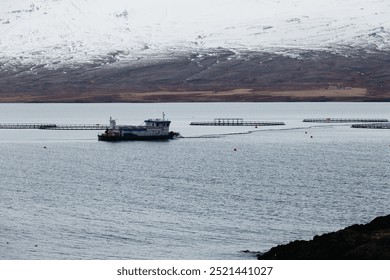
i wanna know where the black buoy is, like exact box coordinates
[234,148,237,151]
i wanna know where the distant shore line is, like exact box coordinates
[0,88,389,103]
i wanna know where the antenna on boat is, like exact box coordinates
[162,112,165,121]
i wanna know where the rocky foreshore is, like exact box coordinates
[258,215,390,260]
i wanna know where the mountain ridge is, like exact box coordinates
[1,0,389,101]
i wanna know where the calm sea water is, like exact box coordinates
[0,103,389,259]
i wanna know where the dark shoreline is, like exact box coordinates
[0,88,388,103]
[257,215,390,260]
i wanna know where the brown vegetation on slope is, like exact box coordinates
[0,50,389,102]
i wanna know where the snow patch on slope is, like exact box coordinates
[1,0,390,70]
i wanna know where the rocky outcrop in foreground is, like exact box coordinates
[258,215,390,260]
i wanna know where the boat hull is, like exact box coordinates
[98,132,175,141]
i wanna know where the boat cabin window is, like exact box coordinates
[146,121,169,127]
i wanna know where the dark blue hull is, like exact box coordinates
[98,132,175,141]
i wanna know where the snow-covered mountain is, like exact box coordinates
[1,0,389,68]
[0,0,389,101]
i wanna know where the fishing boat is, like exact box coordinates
[98,114,179,141]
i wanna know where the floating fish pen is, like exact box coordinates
[190,118,285,126]
[0,123,109,130]
[351,123,390,129]
[0,123,56,129]
[303,118,389,123]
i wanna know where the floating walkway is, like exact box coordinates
[0,123,109,130]
[190,118,285,126]
[303,118,389,123]
[351,123,390,129]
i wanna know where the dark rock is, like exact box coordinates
[241,250,262,254]
[258,215,390,260]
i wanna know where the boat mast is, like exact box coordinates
[109,117,116,129]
